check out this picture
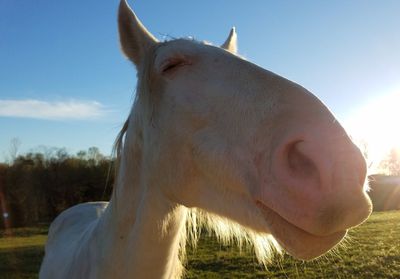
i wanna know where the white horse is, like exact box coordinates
[39,1,372,278]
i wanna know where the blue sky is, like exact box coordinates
[0,0,399,164]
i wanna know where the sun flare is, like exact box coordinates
[344,90,400,173]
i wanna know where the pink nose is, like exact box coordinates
[283,138,366,192]
[269,132,371,236]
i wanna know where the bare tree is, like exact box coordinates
[9,138,21,163]
[379,148,400,176]
[87,147,104,165]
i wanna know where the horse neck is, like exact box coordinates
[95,125,188,279]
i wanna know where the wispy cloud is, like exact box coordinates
[0,99,107,120]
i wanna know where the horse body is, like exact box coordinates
[40,1,372,278]
[40,202,107,278]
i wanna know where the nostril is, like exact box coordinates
[287,141,319,179]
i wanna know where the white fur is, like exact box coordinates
[39,1,372,278]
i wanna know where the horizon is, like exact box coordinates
[1,0,399,172]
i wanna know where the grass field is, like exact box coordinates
[1,211,400,278]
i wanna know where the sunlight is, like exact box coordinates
[344,90,400,173]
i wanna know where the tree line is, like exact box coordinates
[0,147,114,228]
[0,146,399,228]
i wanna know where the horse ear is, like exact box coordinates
[221,27,237,54]
[118,0,158,66]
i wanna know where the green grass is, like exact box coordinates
[0,227,47,279]
[1,212,400,278]
[186,211,400,278]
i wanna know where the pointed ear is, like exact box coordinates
[221,27,237,54]
[118,0,158,66]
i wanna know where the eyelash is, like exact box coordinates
[161,59,190,74]
[162,61,181,73]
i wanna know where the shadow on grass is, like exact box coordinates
[0,246,44,279]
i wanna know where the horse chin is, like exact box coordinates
[255,201,346,260]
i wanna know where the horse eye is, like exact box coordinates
[161,58,190,74]
[162,62,180,73]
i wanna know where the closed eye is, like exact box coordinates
[161,58,191,74]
